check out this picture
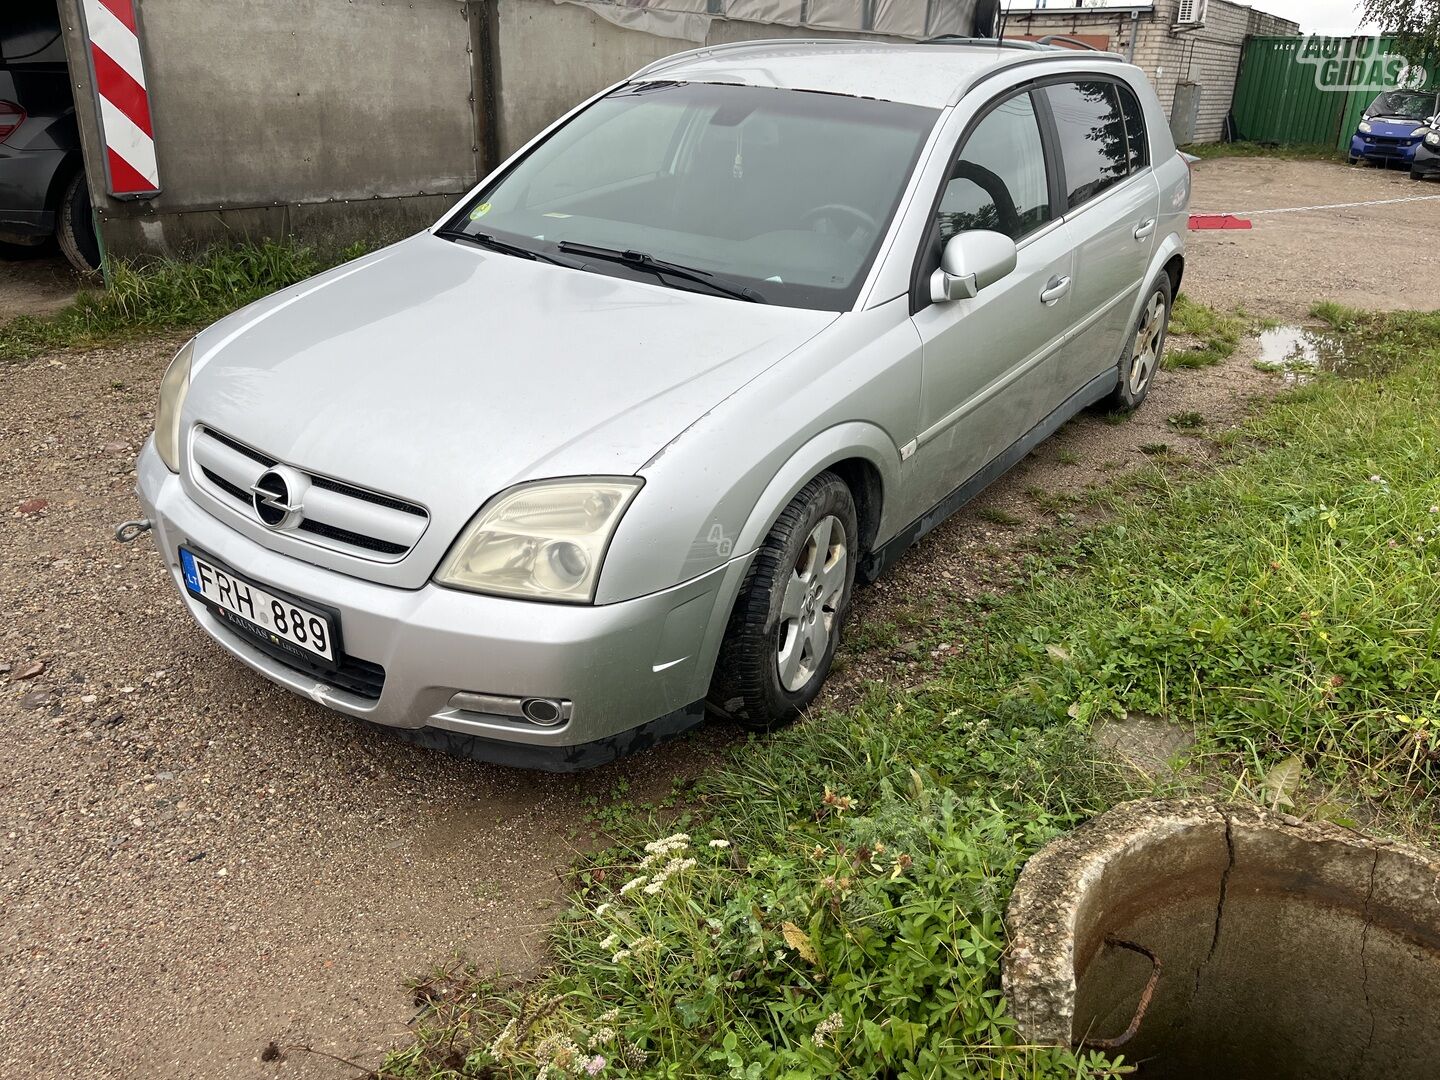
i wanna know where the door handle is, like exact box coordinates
[1040,275,1072,305]
[1134,219,1157,241]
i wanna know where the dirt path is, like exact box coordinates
[5,156,1416,1078]
[0,248,80,323]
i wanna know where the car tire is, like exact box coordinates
[971,0,1002,37]
[1101,273,1173,414]
[1411,169,1424,181]
[56,170,101,275]
[711,472,858,732]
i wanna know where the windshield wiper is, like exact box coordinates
[436,228,577,267]
[555,241,767,303]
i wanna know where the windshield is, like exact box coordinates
[445,82,939,310]
[1367,90,1438,121]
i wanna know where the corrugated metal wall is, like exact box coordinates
[1232,36,1438,151]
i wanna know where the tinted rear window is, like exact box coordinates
[1117,82,1149,173]
[1045,81,1131,210]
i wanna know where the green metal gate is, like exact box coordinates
[1231,36,1438,152]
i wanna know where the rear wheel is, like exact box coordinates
[56,170,101,275]
[1101,273,1172,413]
[711,473,857,732]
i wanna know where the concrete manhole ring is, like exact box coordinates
[1004,798,1440,1078]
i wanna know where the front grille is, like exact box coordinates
[190,426,429,563]
[212,609,386,700]
[297,518,409,556]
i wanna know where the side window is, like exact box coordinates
[1045,81,1131,210]
[1116,82,1150,173]
[936,92,1053,245]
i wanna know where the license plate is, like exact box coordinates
[179,547,336,663]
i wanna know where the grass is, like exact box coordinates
[376,310,1440,1079]
[1181,141,1344,163]
[1164,294,1253,370]
[0,238,373,361]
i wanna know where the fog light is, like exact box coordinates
[445,691,573,728]
[521,697,565,726]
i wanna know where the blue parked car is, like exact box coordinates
[1350,89,1440,168]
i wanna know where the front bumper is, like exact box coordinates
[1351,133,1422,164]
[1413,144,1440,177]
[137,443,750,768]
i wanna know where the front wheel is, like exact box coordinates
[1101,274,1172,413]
[711,473,858,732]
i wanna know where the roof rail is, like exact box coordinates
[922,35,1050,51]
[1035,34,1102,51]
[631,38,851,80]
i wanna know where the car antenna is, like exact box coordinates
[998,2,1009,42]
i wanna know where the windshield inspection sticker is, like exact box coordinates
[469,203,492,220]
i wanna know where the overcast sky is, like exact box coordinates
[1257,0,1375,34]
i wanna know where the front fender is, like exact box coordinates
[733,423,899,555]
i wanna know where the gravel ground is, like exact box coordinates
[1185,157,1440,318]
[1,156,1420,1078]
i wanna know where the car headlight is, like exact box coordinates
[155,338,194,472]
[1413,126,1431,138]
[435,478,643,603]
[1358,121,1373,134]
[1427,131,1440,149]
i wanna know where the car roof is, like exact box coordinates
[632,39,1125,109]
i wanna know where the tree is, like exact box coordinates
[1360,0,1440,61]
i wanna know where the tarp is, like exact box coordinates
[554,0,984,44]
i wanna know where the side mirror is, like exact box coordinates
[930,230,1018,304]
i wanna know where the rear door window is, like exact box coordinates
[1045,81,1132,210]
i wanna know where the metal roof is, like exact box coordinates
[633,39,1123,108]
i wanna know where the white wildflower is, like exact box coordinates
[642,833,690,857]
[643,880,663,895]
[487,1017,519,1058]
[813,1011,845,1049]
[594,903,611,917]
[619,875,647,895]
[612,949,632,963]
[708,839,731,849]
[588,1026,617,1049]
[599,933,619,950]
[598,1007,621,1024]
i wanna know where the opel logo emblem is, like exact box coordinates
[250,466,308,530]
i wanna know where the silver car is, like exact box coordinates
[135,39,1189,770]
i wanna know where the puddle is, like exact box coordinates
[1255,325,1350,383]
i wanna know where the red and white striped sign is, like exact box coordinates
[78,0,160,198]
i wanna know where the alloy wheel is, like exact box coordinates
[1128,291,1166,395]
[776,515,848,692]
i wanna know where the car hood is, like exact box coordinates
[1364,118,1428,136]
[182,233,836,586]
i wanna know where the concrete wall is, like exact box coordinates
[1000,0,1300,144]
[59,0,487,258]
[493,0,913,155]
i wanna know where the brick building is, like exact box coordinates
[1002,0,1300,143]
